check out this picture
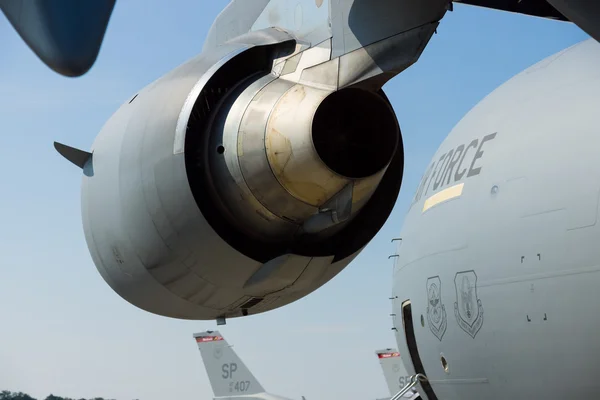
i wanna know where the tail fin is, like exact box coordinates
[194,331,265,398]
[375,348,412,397]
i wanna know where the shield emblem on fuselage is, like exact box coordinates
[454,270,484,338]
[426,276,447,341]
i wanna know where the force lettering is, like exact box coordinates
[411,132,497,206]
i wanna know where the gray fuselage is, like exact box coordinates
[392,38,600,399]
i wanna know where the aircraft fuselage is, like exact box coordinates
[392,38,600,399]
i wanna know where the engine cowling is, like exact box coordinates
[79,32,404,320]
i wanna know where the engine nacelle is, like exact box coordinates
[79,32,404,320]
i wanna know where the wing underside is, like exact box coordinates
[0,0,115,77]
[454,0,568,21]
[0,0,577,78]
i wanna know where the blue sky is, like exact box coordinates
[0,2,588,400]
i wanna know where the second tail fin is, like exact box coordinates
[194,331,266,398]
[375,348,414,397]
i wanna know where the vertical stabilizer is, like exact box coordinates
[194,331,265,397]
[375,348,415,398]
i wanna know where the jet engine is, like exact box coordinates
[57,29,406,320]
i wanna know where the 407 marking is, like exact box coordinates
[229,380,251,392]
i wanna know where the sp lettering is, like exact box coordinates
[222,362,238,379]
[399,375,412,387]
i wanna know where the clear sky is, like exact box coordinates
[0,2,589,400]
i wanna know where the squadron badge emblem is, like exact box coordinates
[454,270,484,338]
[213,347,223,359]
[426,276,447,341]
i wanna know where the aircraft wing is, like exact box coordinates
[455,0,600,42]
[454,0,567,20]
[0,0,593,79]
[0,0,116,77]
